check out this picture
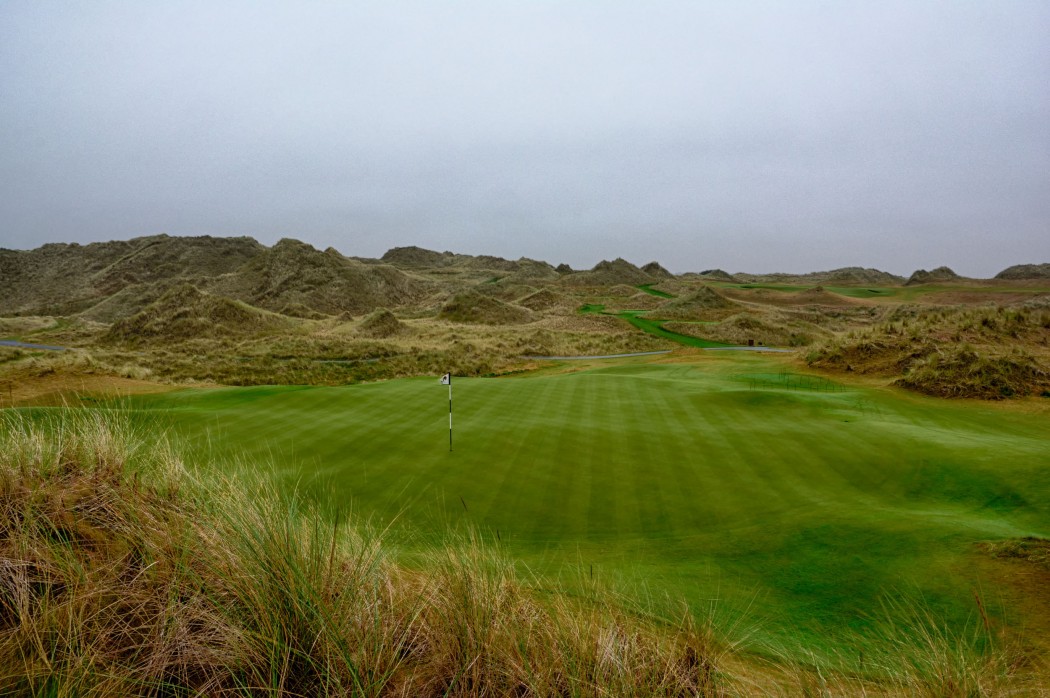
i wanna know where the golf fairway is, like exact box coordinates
[126,352,1050,654]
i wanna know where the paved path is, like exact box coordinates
[703,346,793,353]
[0,339,67,351]
[525,346,793,360]
[523,350,673,361]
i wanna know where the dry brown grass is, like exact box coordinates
[806,305,1050,398]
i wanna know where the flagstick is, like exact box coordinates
[448,379,453,452]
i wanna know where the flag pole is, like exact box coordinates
[441,373,452,452]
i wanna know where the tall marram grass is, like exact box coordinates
[0,410,1043,696]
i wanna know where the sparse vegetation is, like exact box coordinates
[439,291,533,325]
[357,308,407,338]
[653,285,738,320]
[995,263,1050,280]
[806,304,1050,397]
[105,284,299,344]
[665,311,828,347]
[978,536,1050,569]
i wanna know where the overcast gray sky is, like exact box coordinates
[1,1,1047,275]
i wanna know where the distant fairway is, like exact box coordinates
[127,353,1050,654]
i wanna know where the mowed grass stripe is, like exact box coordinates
[473,377,562,534]
[636,374,706,538]
[696,398,801,525]
[603,370,676,537]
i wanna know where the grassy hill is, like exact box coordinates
[356,308,407,338]
[996,263,1050,280]
[105,284,297,345]
[439,291,533,325]
[212,238,431,315]
[733,267,905,286]
[806,304,1050,398]
[0,234,264,318]
[653,286,739,320]
[561,258,655,287]
[0,235,433,321]
[905,266,960,286]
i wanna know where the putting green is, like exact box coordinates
[125,353,1049,655]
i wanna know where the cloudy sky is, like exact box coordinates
[1,1,1047,275]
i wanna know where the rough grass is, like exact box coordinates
[806,305,1050,398]
[897,346,1048,399]
[653,286,739,320]
[439,291,533,325]
[664,310,829,347]
[0,309,670,388]
[105,284,299,345]
[357,308,407,338]
[977,537,1050,569]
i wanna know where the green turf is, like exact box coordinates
[824,286,897,298]
[718,282,809,292]
[636,283,675,298]
[709,281,1050,302]
[617,311,731,348]
[119,353,1050,656]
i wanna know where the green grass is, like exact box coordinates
[617,311,731,348]
[710,281,1050,302]
[825,286,897,298]
[119,353,1050,659]
[709,282,900,298]
[637,283,675,298]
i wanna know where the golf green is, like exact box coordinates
[126,353,1050,654]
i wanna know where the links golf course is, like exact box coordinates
[120,350,1050,659]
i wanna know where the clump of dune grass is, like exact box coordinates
[978,537,1050,569]
[0,410,236,695]
[805,304,1050,398]
[860,594,1033,697]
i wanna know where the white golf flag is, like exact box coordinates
[440,373,450,385]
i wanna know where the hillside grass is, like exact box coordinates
[617,312,731,348]
[806,305,1050,398]
[2,310,670,388]
[119,352,1050,667]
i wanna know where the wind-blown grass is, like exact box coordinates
[806,304,1050,398]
